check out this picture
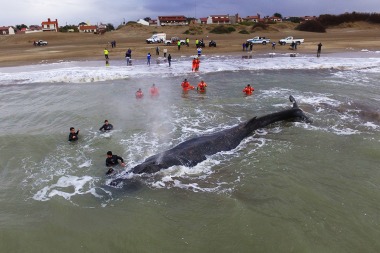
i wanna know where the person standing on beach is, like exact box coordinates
[68,127,80,141]
[272,42,276,50]
[156,46,160,56]
[163,48,167,58]
[317,43,323,57]
[125,50,131,66]
[186,38,190,47]
[104,48,109,59]
[197,47,202,57]
[177,40,181,50]
[168,54,172,67]
[147,53,151,66]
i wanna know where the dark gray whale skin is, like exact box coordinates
[110,96,311,186]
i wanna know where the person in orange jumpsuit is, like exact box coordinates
[194,58,200,71]
[243,84,254,95]
[197,80,207,93]
[192,58,197,72]
[135,88,144,98]
[181,79,194,91]
[149,83,159,97]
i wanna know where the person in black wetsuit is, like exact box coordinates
[105,151,126,174]
[68,127,80,141]
[99,120,113,131]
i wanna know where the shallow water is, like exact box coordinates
[1,53,380,252]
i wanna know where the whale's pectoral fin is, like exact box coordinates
[110,178,123,187]
[289,95,299,109]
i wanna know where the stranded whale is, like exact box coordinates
[110,96,311,186]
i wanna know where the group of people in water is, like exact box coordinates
[69,119,126,175]
[181,78,254,96]
[181,79,208,93]
[68,76,254,175]
[135,83,159,99]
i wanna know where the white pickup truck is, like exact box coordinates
[278,36,304,45]
[35,40,48,46]
[247,36,271,45]
[146,33,166,44]
[164,37,186,45]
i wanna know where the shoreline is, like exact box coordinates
[1,49,380,70]
[1,23,380,68]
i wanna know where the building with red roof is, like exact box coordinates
[157,16,188,26]
[0,26,15,35]
[78,25,97,33]
[41,18,59,32]
[206,15,230,24]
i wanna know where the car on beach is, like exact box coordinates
[246,36,271,45]
[35,40,48,46]
[209,40,217,47]
[278,36,304,45]
[165,37,186,45]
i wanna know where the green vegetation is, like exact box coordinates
[252,22,268,30]
[296,20,326,33]
[287,17,303,23]
[239,21,255,26]
[239,29,250,34]
[209,25,236,34]
[183,26,203,35]
[294,12,380,33]
[106,23,115,31]
[59,25,79,32]
[15,24,27,30]
[318,12,380,27]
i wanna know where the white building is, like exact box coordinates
[137,19,149,26]
[0,26,15,35]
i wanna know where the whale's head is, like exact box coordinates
[293,108,313,123]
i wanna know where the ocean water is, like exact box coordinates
[1,51,380,252]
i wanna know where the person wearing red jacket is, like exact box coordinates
[197,80,207,93]
[181,79,194,91]
[243,84,254,95]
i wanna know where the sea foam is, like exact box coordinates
[1,53,380,85]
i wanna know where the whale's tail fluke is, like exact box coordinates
[289,95,298,108]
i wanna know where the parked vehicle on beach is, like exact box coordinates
[209,40,217,47]
[35,40,48,46]
[146,33,166,44]
[278,36,304,45]
[165,37,186,45]
[246,36,271,45]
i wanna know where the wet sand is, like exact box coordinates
[1,22,380,67]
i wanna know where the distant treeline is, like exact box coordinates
[296,12,380,33]
[318,12,380,27]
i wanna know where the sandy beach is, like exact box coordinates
[1,22,380,67]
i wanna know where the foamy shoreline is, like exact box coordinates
[1,50,380,85]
